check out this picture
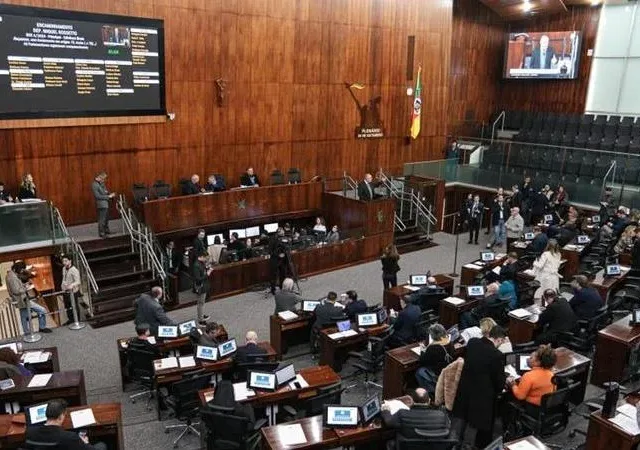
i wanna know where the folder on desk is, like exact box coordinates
[443,297,465,306]
[278,311,299,321]
[178,356,196,368]
[155,357,178,371]
[70,408,96,429]
[27,374,52,388]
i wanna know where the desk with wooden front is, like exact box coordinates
[460,254,508,287]
[591,314,640,386]
[382,274,455,311]
[269,313,313,359]
[18,346,59,374]
[0,403,123,450]
[591,267,630,302]
[438,294,479,329]
[318,324,389,372]
[508,305,543,345]
[0,370,87,408]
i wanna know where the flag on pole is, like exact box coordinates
[410,66,422,139]
[349,82,365,90]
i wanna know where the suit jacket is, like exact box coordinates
[128,337,161,357]
[235,342,267,364]
[91,180,110,209]
[467,201,483,223]
[274,290,302,314]
[491,202,507,224]
[393,304,421,341]
[182,181,201,195]
[192,261,210,293]
[530,47,556,69]
[452,337,506,431]
[538,298,577,334]
[633,239,640,270]
[204,180,225,192]
[313,302,345,329]
[6,270,29,309]
[530,233,549,256]
[240,173,260,187]
[570,287,603,320]
[134,294,176,336]
[192,238,207,260]
[164,248,181,273]
[25,424,99,449]
[381,405,450,439]
[0,361,22,379]
[357,180,375,201]
[345,299,368,320]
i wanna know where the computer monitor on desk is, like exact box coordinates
[248,371,277,391]
[196,345,218,361]
[245,226,260,238]
[467,286,485,297]
[524,232,535,241]
[178,320,197,336]
[229,228,246,238]
[303,300,320,312]
[158,326,178,339]
[360,395,381,424]
[264,222,279,233]
[409,274,428,286]
[218,339,237,358]
[324,405,359,428]
[26,403,49,425]
[336,320,351,332]
[480,252,495,262]
[357,313,378,327]
[606,264,622,277]
[275,363,296,386]
[207,234,223,246]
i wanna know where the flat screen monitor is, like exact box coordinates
[544,214,554,223]
[409,274,428,285]
[447,325,461,343]
[376,308,388,324]
[218,338,237,358]
[195,345,218,361]
[264,222,279,233]
[207,233,223,246]
[248,371,276,391]
[303,300,320,312]
[26,403,48,425]
[357,313,378,328]
[324,405,359,428]
[480,252,495,262]
[0,342,18,353]
[503,31,582,80]
[360,395,381,424]
[576,235,590,244]
[229,229,246,239]
[467,286,485,297]
[482,437,504,450]
[524,232,535,240]
[591,215,600,224]
[157,326,178,338]
[245,226,260,238]
[274,363,296,386]
[518,354,532,372]
[0,4,166,120]
[336,320,351,332]
[178,320,197,336]
[633,309,640,324]
[606,265,621,276]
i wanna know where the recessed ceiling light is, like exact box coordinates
[522,1,533,13]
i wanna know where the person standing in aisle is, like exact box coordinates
[91,171,116,238]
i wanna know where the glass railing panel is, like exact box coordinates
[0,201,54,247]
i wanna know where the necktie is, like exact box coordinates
[168,250,173,269]
[542,50,546,68]
[367,182,372,198]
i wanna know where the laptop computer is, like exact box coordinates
[195,345,218,361]
[409,274,428,286]
[178,320,197,336]
[336,320,351,332]
[466,285,485,297]
[544,214,554,223]
[323,405,359,428]
[218,338,237,358]
[303,300,320,312]
[274,363,296,386]
[606,264,622,276]
[376,308,388,324]
[360,395,381,424]
[591,215,600,224]
[357,313,378,328]
[447,325,461,343]
[25,403,49,426]
[576,235,590,244]
[480,252,495,262]
[247,371,277,391]
[482,436,503,450]
[524,232,535,240]
[157,326,178,339]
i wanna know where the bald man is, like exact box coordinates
[235,330,266,363]
[182,174,203,195]
[530,35,557,69]
[133,286,176,336]
[357,173,377,201]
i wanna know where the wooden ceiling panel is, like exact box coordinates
[478,0,604,20]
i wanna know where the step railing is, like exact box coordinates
[116,195,167,297]
[491,110,506,144]
[52,207,99,315]
[342,172,358,198]
[378,170,437,237]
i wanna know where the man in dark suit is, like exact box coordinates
[536,289,578,345]
[390,296,421,346]
[191,229,207,266]
[313,292,345,329]
[529,226,548,256]
[128,323,160,357]
[357,173,377,201]
[452,326,507,448]
[25,399,107,449]
[467,194,483,245]
[204,174,225,192]
[193,253,212,324]
[500,252,520,282]
[182,174,203,195]
[240,167,260,187]
[91,171,116,238]
[235,330,267,363]
[381,388,450,439]
[343,290,367,320]
[530,35,557,69]
[569,275,603,320]
[632,228,640,271]
[164,240,181,275]
[274,278,307,314]
[134,287,175,336]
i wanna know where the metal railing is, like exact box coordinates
[116,195,167,296]
[52,207,99,315]
[342,172,358,198]
[491,110,505,144]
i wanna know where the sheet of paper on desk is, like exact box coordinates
[404,286,421,292]
[617,403,638,419]
[492,266,501,275]
[147,336,157,345]
[383,399,410,415]
[157,357,178,370]
[495,253,506,259]
[278,310,299,321]
[23,351,50,364]
[519,357,531,371]
[411,346,422,356]
[507,441,540,450]
[509,308,532,319]
[179,356,196,368]
[463,263,483,270]
[609,413,640,435]
[294,374,309,388]
[443,297,465,306]
[504,364,520,380]
[279,424,307,446]
[27,374,52,388]
[70,408,96,429]
[329,329,358,340]
[233,382,255,401]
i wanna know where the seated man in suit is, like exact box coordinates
[227,232,246,253]
[182,174,203,195]
[459,283,504,329]
[529,226,548,257]
[569,275,603,320]
[128,323,160,357]
[343,290,367,320]
[357,173,377,201]
[536,289,577,345]
[381,388,450,440]
[25,399,107,450]
[500,252,519,282]
[133,286,176,336]
[274,277,307,314]
[240,167,260,187]
[189,321,225,347]
[235,330,266,363]
[164,240,181,275]
[389,295,421,346]
[204,174,225,192]
[313,292,346,329]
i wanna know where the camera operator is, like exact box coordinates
[269,227,290,295]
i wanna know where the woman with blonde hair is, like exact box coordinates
[381,244,400,289]
[533,239,562,299]
[18,173,37,200]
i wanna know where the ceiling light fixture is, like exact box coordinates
[522,1,533,13]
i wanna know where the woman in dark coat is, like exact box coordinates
[452,326,507,448]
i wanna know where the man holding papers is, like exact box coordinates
[536,289,577,345]
[25,399,106,449]
[381,388,451,439]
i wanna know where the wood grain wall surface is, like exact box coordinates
[0,0,453,225]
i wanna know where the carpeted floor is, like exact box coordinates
[19,230,622,449]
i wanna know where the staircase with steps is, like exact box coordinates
[81,235,160,328]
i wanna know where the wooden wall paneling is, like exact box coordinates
[322,193,366,235]
[293,22,331,85]
[291,84,329,142]
[363,198,395,236]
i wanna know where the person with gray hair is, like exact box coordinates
[415,323,454,394]
[133,286,176,336]
[274,278,312,314]
[91,171,116,238]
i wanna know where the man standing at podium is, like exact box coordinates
[357,173,376,201]
[91,171,116,239]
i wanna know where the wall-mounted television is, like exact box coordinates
[503,31,582,80]
[0,4,165,119]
